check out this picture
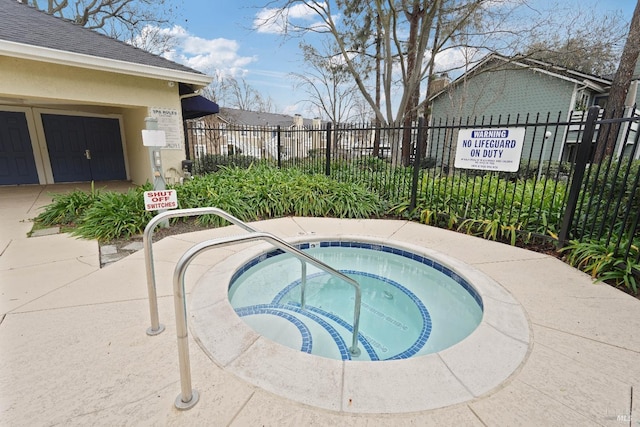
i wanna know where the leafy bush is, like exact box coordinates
[560,239,639,294]
[572,158,640,241]
[35,185,99,226]
[390,173,568,240]
[510,160,572,181]
[73,186,154,241]
[35,165,384,240]
[193,154,266,174]
[177,165,384,224]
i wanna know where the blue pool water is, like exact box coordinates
[228,241,483,361]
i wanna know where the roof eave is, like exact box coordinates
[0,39,212,88]
[430,53,612,101]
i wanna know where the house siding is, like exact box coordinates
[431,65,579,161]
[432,67,575,118]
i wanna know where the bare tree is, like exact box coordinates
[222,76,275,112]
[200,73,224,104]
[257,1,633,164]
[127,24,177,55]
[523,8,627,76]
[525,38,620,77]
[255,0,547,164]
[292,41,363,124]
[25,0,178,48]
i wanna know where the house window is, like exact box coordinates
[575,90,591,111]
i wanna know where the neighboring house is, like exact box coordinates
[429,53,640,162]
[0,0,217,186]
[187,108,324,160]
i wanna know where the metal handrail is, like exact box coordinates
[172,231,362,410]
[143,207,259,335]
[143,208,324,334]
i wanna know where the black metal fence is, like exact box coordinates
[185,106,640,264]
[560,106,640,266]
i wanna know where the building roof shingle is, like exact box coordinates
[219,108,318,128]
[429,53,613,102]
[0,0,202,75]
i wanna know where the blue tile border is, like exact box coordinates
[231,241,483,310]
[285,302,379,361]
[229,240,484,361]
[235,303,351,360]
[274,270,433,361]
[235,304,313,354]
[343,270,432,361]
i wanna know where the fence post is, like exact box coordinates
[277,125,282,168]
[558,105,600,246]
[325,122,332,176]
[410,118,424,211]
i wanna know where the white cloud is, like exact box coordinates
[253,2,328,34]
[135,25,257,77]
[481,0,526,10]
[288,2,321,20]
[429,47,483,76]
[253,8,291,34]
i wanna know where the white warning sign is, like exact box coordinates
[454,128,526,172]
[143,190,178,211]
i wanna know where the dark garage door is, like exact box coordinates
[42,114,127,182]
[0,111,39,185]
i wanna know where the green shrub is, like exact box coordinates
[560,239,639,294]
[73,187,154,241]
[389,173,567,240]
[177,165,384,223]
[35,185,99,226]
[573,158,640,240]
[193,154,267,174]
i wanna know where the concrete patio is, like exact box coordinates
[1,183,638,426]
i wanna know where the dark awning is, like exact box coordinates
[181,95,220,120]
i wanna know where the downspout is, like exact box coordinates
[179,89,201,100]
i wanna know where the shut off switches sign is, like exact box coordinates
[144,190,178,211]
[454,127,526,172]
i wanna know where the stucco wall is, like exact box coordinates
[0,56,189,185]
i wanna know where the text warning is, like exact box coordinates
[143,190,178,211]
[454,127,526,172]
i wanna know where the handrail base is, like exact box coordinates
[175,390,199,410]
[146,324,165,336]
[350,346,361,357]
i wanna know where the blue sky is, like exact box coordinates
[160,0,638,116]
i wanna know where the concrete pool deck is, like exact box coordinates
[1,184,639,426]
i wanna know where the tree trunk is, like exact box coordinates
[421,3,443,163]
[373,14,382,158]
[594,0,640,162]
[401,2,423,166]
